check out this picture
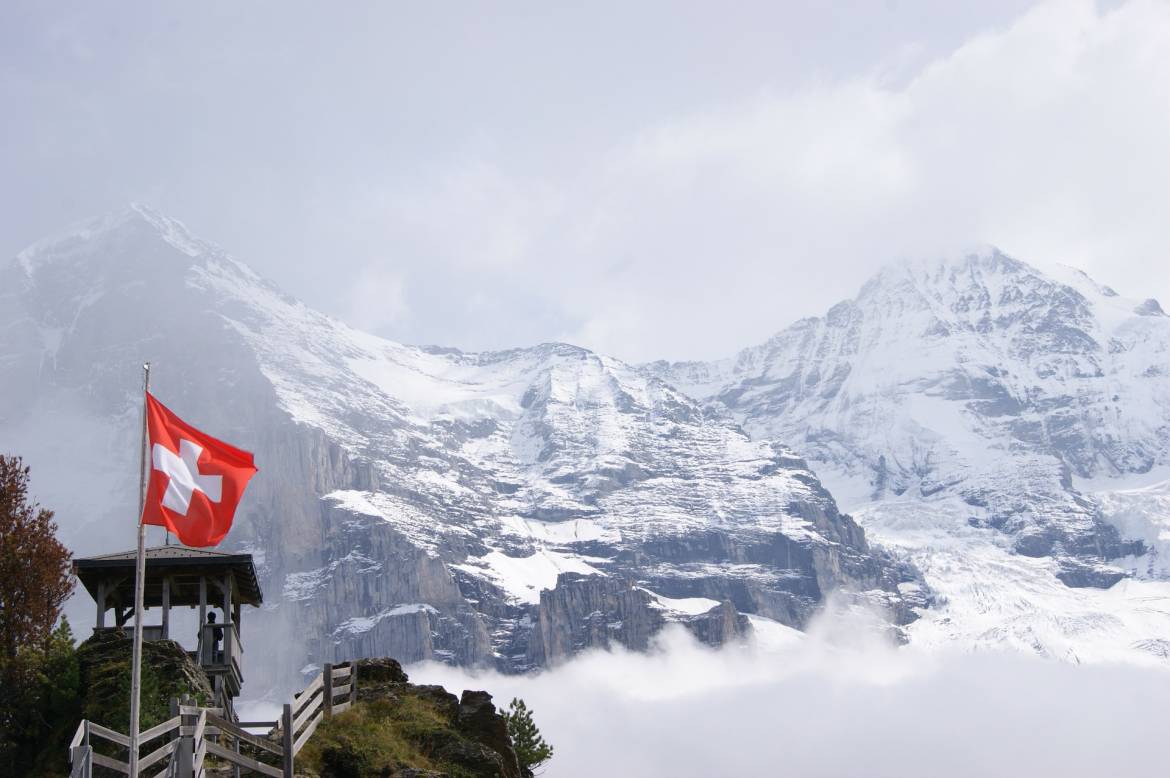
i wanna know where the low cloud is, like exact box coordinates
[8,2,1170,361]
[411,607,1170,777]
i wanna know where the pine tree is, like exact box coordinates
[503,697,553,774]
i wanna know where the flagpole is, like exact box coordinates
[128,362,151,777]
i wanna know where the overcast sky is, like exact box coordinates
[3,0,1168,361]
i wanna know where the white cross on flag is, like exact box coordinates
[142,392,257,547]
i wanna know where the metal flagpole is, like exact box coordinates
[128,362,151,777]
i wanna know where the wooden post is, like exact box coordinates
[128,362,150,778]
[198,576,207,662]
[350,662,357,706]
[95,581,106,629]
[281,703,294,778]
[168,697,179,748]
[222,574,231,621]
[161,578,170,640]
[71,722,92,778]
[223,574,233,671]
[323,663,333,719]
[69,745,93,778]
[175,695,193,778]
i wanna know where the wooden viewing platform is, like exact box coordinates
[73,546,264,719]
[70,544,358,777]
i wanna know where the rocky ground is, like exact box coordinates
[298,658,525,778]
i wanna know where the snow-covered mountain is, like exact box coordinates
[0,206,921,687]
[648,250,1170,664]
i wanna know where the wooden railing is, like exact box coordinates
[67,660,359,777]
[275,661,357,776]
[69,713,185,778]
[198,622,243,689]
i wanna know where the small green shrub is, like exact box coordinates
[502,698,553,773]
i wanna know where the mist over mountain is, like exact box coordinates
[4,207,1168,695]
[649,250,1170,663]
[0,206,922,694]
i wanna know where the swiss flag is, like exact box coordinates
[141,392,258,547]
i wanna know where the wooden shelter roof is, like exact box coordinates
[73,545,263,608]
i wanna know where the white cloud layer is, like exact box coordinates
[536,0,1170,359]
[3,1,1169,360]
[412,613,1170,777]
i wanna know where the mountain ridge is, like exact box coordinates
[648,248,1170,663]
[8,208,1169,672]
[1,206,922,690]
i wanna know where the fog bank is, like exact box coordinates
[411,620,1170,777]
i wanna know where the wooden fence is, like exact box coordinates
[68,661,357,777]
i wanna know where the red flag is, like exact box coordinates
[141,392,257,547]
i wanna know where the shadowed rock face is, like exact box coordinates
[3,207,923,689]
[524,574,757,666]
[648,251,1170,588]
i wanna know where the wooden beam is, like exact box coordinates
[137,739,176,772]
[205,714,283,756]
[87,721,130,748]
[292,709,322,756]
[90,752,129,775]
[205,740,283,778]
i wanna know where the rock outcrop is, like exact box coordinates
[76,629,214,732]
[299,657,524,778]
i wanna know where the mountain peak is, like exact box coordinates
[859,247,1038,298]
[14,203,218,278]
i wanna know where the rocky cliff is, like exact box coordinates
[0,206,924,689]
[648,250,1170,663]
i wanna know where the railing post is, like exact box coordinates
[69,745,93,778]
[323,663,333,719]
[281,703,294,778]
[350,662,357,705]
[175,695,194,778]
